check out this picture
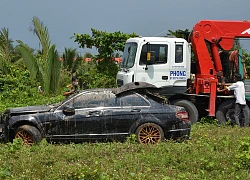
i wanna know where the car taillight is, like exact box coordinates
[176,111,189,122]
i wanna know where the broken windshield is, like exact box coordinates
[121,42,137,69]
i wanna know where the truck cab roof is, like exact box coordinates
[126,36,188,43]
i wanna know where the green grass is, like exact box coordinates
[1,123,250,179]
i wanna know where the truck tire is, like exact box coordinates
[171,100,198,124]
[15,125,42,146]
[216,100,250,124]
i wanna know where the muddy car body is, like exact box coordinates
[0,82,191,145]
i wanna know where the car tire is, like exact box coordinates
[135,123,164,144]
[171,99,198,124]
[216,100,250,124]
[15,125,42,146]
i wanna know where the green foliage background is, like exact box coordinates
[0,66,63,112]
[0,19,138,112]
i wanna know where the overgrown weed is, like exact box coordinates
[1,123,250,179]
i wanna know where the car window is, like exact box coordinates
[120,94,150,107]
[105,93,120,107]
[62,92,106,109]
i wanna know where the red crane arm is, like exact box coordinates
[190,20,250,116]
[191,20,250,74]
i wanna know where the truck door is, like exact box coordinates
[168,43,190,93]
[135,42,170,88]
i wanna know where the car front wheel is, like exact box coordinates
[135,123,164,144]
[14,125,42,146]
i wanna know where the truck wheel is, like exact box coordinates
[15,125,42,146]
[171,100,198,124]
[216,100,250,124]
[135,123,164,144]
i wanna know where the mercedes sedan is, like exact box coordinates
[0,82,191,145]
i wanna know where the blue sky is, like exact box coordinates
[1,0,250,54]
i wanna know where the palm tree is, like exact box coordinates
[44,45,61,94]
[17,16,61,95]
[0,28,14,74]
[16,40,40,81]
[62,48,77,71]
[29,16,50,61]
[0,27,14,56]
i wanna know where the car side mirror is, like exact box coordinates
[62,106,75,116]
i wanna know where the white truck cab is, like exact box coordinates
[116,37,192,97]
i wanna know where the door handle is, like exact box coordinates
[88,111,101,116]
[131,109,141,112]
[162,76,168,80]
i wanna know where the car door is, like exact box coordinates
[52,92,105,141]
[102,92,150,135]
[39,110,65,140]
[120,93,151,130]
[101,92,131,136]
[68,92,106,140]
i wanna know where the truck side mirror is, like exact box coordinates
[145,42,156,70]
[147,51,156,65]
[147,52,151,61]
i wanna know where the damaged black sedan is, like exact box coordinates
[0,82,191,145]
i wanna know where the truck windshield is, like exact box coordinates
[121,42,137,69]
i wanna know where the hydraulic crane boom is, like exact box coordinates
[190,20,250,116]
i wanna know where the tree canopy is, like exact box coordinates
[73,29,137,88]
[167,29,190,41]
[74,28,137,60]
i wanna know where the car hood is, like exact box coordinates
[8,105,52,115]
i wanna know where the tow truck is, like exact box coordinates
[116,20,250,124]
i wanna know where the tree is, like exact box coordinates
[44,45,61,94]
[16,16,61,95]
[74,28,137,60]
[62,48,77,72]
[29,16,50,61]
[83,52,93,59]
[0,28,16,74]
[0,27,14,56]
[73,29,137,88]
[167,29,190,41]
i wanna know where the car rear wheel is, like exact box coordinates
[135,123,164,144]
[14,125,42,146]
[171,99,198,124]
